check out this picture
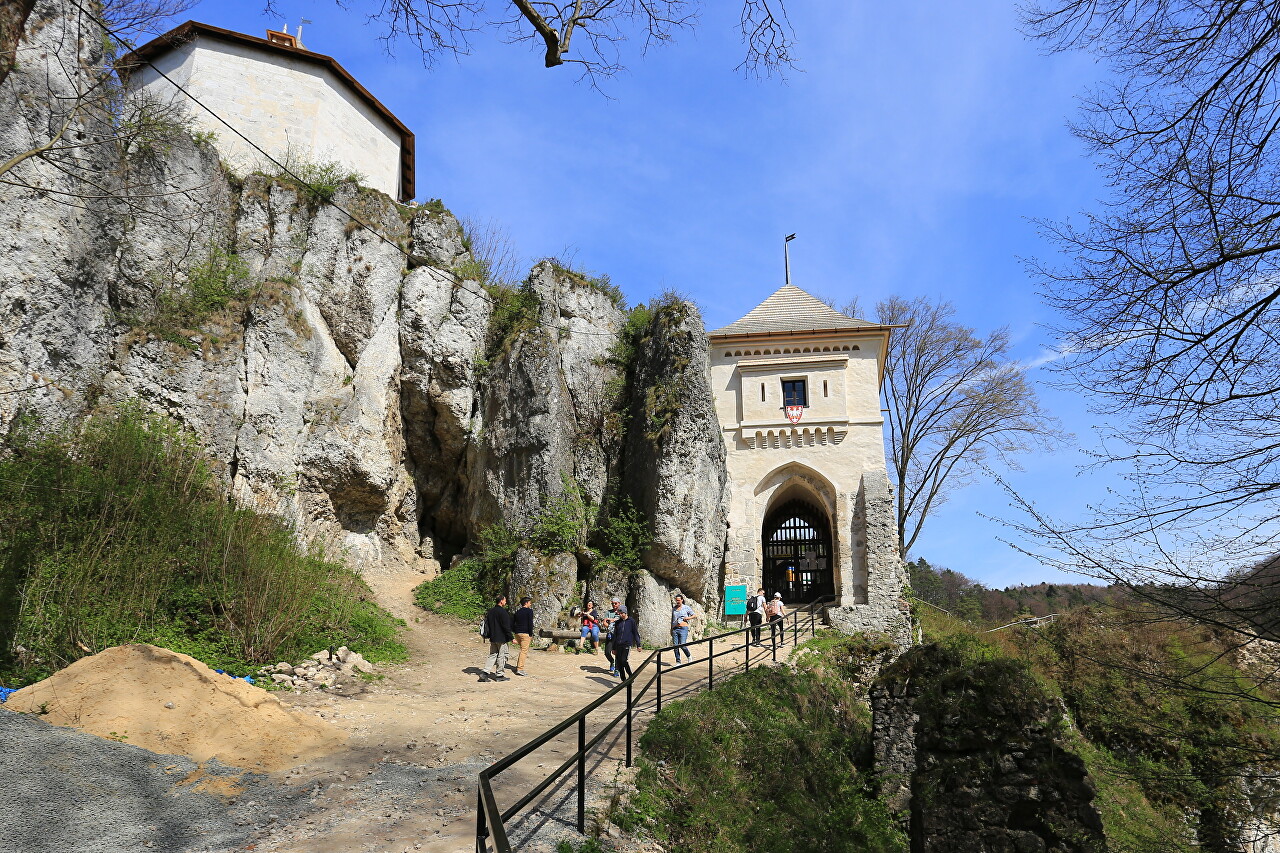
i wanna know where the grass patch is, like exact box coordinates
[545,258,626,308]
[142,247,253,348]
[0,408,404,686]
[618,664,905,853]
[477,280,541,374]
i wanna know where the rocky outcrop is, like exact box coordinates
[466,262,624,534]
[511,549,579,631]
[622,299,729,612]
[871,641,1106,852]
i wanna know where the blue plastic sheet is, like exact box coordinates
[0,686,17,703]
[213,670,254,685]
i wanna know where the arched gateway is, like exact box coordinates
[762,499,833,601]
[707,284,910,639]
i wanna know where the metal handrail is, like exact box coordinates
[475,594,837,852]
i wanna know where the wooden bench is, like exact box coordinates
[539,627,598,651]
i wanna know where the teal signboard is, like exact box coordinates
[724,583,748,616]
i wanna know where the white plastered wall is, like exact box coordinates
[127,38,404,200]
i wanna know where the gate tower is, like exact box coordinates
[708,285,909,639]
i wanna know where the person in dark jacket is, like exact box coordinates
[602,597,622,676]
[481,595,515,681]
[512,596,534,676]
[611,605,641,680]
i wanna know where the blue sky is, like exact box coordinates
[187,1,1115,589]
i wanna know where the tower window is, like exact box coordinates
[823,380,829,397]
[782,379,808,408]
[761,382,766,402]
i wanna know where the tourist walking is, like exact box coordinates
[766,592,786,646]
[512,596,534,676]
[671,594,695,663]
[611,605,640,680]
[480,594,514,681]
[580,600,602,652]
[747,587,766,645]
[602,597,622,676]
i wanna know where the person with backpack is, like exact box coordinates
[480,594,515,681]
[611,605,640,680]
[512,596,534,676]
[747,587,766,645]
[765,592,787,646]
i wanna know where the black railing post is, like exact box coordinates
[793,610,799,646]
[476,789,488,852]
[625,677,633,767]
[772,621,778,662]
[708,637,714,690]
[656,651,663,712]
[577,717,586,833]
[745,625,751,672]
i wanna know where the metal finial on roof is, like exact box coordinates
[784,233,796,287]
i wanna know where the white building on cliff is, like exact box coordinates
[709,285,908,637]
[120,21,415,202]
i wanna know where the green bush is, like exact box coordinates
[142,246,253,348]
[280,158,365,203]
[481,281,541,369]
[621,666,905,853]
[0,409,404,685]
[413,559,488,621]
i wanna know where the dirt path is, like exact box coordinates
[243,570,797,853]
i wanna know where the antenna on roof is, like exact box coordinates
[297,18,313,48]
[784,233,797,287]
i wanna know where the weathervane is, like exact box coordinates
[784,232,796,286]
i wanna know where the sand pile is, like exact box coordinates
[7,643,346,772]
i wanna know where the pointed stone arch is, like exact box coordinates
[753,463,841,601]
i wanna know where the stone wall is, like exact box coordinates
[870,642,1106,852]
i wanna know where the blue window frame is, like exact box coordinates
[782,378,808,408]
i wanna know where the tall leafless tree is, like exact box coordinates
[1013,0,1280,633]
[350,0,797,84]
[844,296,1058,555]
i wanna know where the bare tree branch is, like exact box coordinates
[359,0,792,84]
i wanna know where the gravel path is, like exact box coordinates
[0,708,304,853]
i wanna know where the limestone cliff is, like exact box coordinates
[0,1,728,625]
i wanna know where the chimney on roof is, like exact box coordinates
[266,27,297,48]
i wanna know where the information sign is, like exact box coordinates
[724,583,748,616]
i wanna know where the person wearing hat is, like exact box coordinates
[764,592,787,646]
[610,604,641,680]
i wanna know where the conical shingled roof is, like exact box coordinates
[709,284,874,336]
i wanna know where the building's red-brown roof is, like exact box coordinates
[118,21,415,202]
